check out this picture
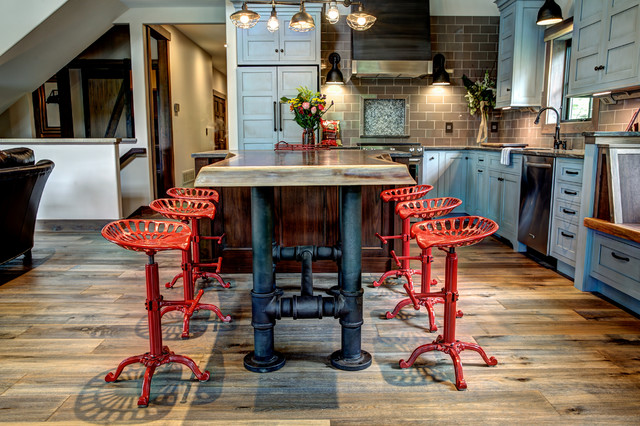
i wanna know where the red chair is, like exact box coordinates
[101,219,211,407]
[149,198,232,338]
[399,216,499,390]
[373,184,433,288]
[384,197,462,332]
[165,187,227,289]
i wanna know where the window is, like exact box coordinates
[541,18,598,133]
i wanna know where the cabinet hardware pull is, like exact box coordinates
[506,88,510,91]
[429,156,435,161]
[478,169,483,173]
[562,208,576,215]
[561,232,574,238]
[273,101,277,132]
[594,65,605,71]
[498,177,504,181]
[275,49,279,53]
[478,158,484,162]
[279,103,284,132]
[564,190,578,195]
[280,49,284,53]
[565,170,579,175]
[525,162,552,169]
[611,252,630,262]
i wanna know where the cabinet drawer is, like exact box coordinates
[553,199,580,225]
[550,219,578,265]
[556,159,583,184]
[488,153,522,174]
[590,233,640,301]
[555,181,582,204]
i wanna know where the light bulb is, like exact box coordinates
[357,16,366,26]
[326,3,339,24]
[240,15,249,24]
[267,7,279,32]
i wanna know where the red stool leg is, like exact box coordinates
[104,255,210,407]
[190,218,230,288]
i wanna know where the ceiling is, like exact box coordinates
[174,24,227,74]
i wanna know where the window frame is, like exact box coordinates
[540,18,599,136]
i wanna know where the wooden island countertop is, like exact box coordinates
[584,217,640,244]
[194,150,415,187]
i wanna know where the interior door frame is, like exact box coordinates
[146,25,174,198]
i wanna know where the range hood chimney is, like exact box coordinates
[351,0,432,78]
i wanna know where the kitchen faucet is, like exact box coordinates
[534,106,566,150]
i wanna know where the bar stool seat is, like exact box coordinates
[165,187,228,289]
[373,184,433,288]
[101,219,211,407]
[150,198,232,338]
[399,216,499,390]
[384,197,462,331]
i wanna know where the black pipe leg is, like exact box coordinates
[331,186,372,371]
[244,187,285,373]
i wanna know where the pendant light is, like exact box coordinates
[230,2,260,29]
[431,53,450,86]
[536,0,563,26]
[326,1,340,24]
[346,3,376,31]
[326,52,344,85]
[289,1,315,32]
[266,2,280,33]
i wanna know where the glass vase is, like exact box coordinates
[302,127,315,145]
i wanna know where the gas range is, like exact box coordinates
[357,142,424,157]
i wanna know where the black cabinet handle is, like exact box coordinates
[562,208,576,215]
[594,65,605,71]
[564,190,578,195]
[566,170,579,175]
[478,158,484,162]
[498,177,504,181]
[478,169,483,173]
[279,103,284,132]
[561,232,574,238]
[429,156,435,161]
[280,49,284,53]
[506,88,511,91]
[611,252,630,262]
[273,101,277,131]
[275,49,279,53]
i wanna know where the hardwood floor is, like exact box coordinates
[1,230,639,423]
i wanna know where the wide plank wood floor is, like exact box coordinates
[1,230,640,424]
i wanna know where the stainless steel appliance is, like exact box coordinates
[518,155,555,254]
[358,142,423,184]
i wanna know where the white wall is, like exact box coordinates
[167,25,215,186]
[0,94,34,137]
[212,67,227,95]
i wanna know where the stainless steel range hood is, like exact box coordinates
[351,0,432,78]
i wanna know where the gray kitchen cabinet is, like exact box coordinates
[422,151,441,197]
[486,152,522,247]
[549,158,584,271]
[236,6,321,65]
[441,151,468,212]
[467,153,488,216]
[495,0,545,108]
[237,66,318,150]
[465,152,477,215]
[590,231,640,304]
[568,0,640,97]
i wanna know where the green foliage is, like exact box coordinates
[462,72,496,115]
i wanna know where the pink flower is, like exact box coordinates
[318,105,324,111]
[311,106,317,114]
[302,102,310,110]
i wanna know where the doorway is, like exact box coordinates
[146,25,174,198]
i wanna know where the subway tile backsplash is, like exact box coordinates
[320,15,640,149]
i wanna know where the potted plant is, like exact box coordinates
[462,72,496,144]
[281,87,332,145]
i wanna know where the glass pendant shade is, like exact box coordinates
[267,6,280,32]
[346,4,376,31]
[289,2,315,32]
[431,53,450,86]
[231,3,260,29]
[326,52,344,84]
[326,2,340,24]
[536,0,563,25]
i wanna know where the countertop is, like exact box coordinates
[0,138,137,145]
[584,217,640,245]
[194,150,415,187]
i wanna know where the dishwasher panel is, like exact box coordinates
[518,155,555,255]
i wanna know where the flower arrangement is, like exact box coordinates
[462,71,496,115]
[280,86,332,131]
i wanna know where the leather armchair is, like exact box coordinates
[0,148,54,264]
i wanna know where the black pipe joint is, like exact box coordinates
[272,245,341,262]
[267,294,343,320]
[338,288,364,329]
[250,290,279,330]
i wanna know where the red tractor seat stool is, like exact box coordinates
[373,184,433,288]
[165,187,227,290]
[149,198,232,338]
[101,219,211,407]
[384,197,462,332]
[399,216,499,390]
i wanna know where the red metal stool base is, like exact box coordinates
[105,346,210,407]
[399,216,499,390]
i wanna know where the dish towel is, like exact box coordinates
[500,147,522,166]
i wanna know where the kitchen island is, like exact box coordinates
[195,150,414,372]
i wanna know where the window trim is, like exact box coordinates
[540,17,599,136]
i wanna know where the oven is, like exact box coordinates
[358,143,424,185]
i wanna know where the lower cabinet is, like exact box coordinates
[487,168,520,243]
[590,231,640,304]
[422,151,441,197]
[441,151,468,212]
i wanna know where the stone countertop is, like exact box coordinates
[194,150,415,188]
[0,138,137,145]
[419,146,585,159]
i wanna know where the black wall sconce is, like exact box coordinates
[326,52,344,85]
[431,53,450,86]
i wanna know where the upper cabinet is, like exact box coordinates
[236,5,321,65]
[568,0,640,97]
[495,0,546,108]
